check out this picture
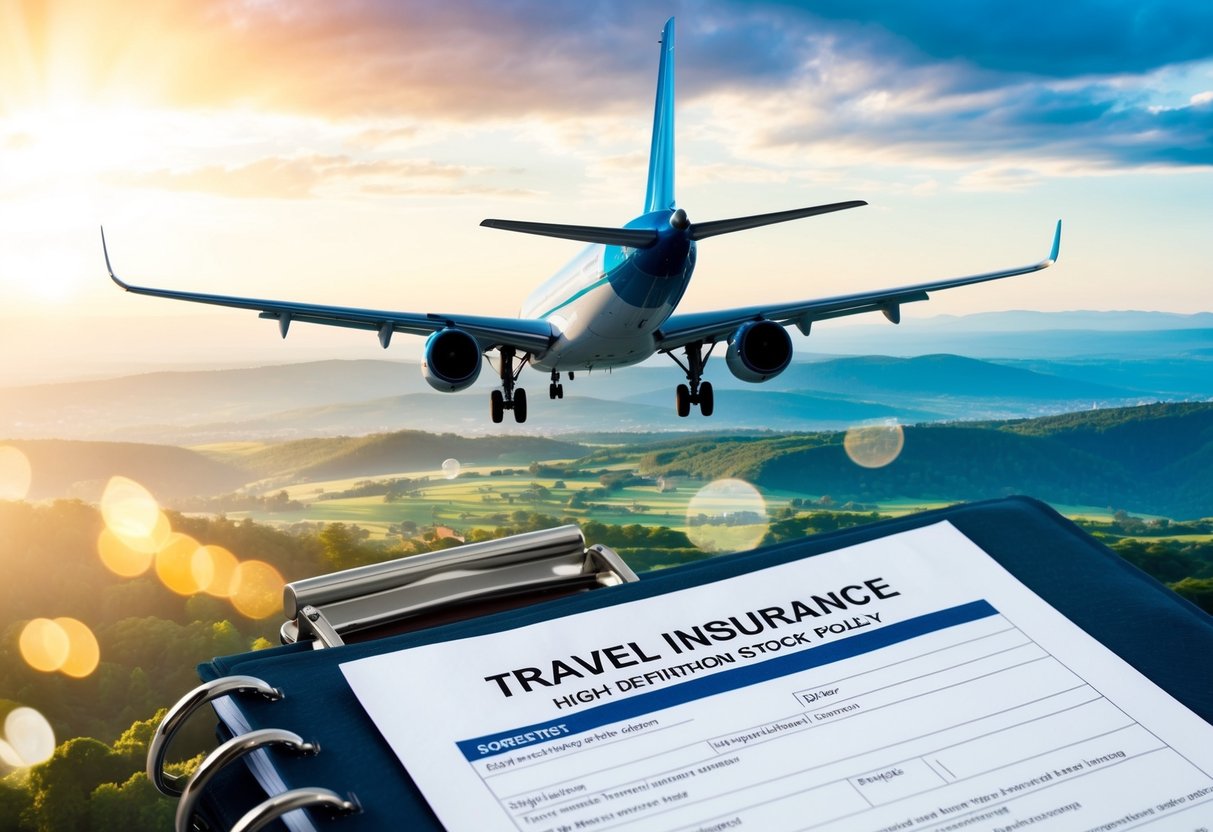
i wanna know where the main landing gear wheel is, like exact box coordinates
[668,340,718,417]
[549,383,564,400]
[491,346,530,423]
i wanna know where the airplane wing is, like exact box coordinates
[101,229,555,354]
[655,220,1061,352]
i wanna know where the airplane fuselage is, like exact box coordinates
[523,210,697,372]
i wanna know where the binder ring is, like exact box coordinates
[148,674,283,796]
[175,728,318,832]
[231,787,359,832]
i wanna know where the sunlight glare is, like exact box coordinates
[229,560,285,619]
[685,479,770,553]
[843,422,905,469]
[442,458,461,480]
[0,446,33,500]
[0,708,56,768]
[18,619,70,673]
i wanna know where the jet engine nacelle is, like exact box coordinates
[422,328,483,392]
[725,320,792,383]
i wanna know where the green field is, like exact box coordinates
[219,463,965,543]
[231,472,702,537]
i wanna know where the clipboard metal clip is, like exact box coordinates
[281,524,639,648]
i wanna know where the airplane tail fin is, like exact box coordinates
[644,18,677,214]
[481,18,864,247]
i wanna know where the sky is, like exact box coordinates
[1,0,1211,383]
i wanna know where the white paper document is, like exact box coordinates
[341,522,1213,831]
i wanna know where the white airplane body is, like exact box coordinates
[103,18,1060,423]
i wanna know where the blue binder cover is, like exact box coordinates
[194,497,1213,830]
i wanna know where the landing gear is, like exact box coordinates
[666,340,717,417]
[699,381,714,416]
[548,370,564,400]
[490,347,530,423]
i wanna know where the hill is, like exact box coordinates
[0,439,251,500]
[200,430,587,481]
[0,351,1165,442]
[635,403,1213,519]
[773,354,1141,400]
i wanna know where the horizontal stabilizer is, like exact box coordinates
[480,219,659,248]
[689,200,867,241]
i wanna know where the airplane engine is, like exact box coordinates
[725,320,792,383]
[422,328,483,392]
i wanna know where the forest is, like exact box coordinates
[3,498,1211,830]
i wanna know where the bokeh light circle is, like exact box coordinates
[155,532,206,595]
[0,739,21,768]
[118,510,173,554]
[229,560,285,619]
[100,476,162,541]
[54,618,100,679]
[98,527,155,577]
[843,422,905,469]
[0,445,33,500]
[19,618,70,673]
[684,478,770,553]
[441,458,461,480]
[0,707,55,767]
[193,545,239,598]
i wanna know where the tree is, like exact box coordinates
[89,773,175,832]
[0,781,33,832]
[1169,577,1213,615]
[26,738,126,832]
[319,523,378,570]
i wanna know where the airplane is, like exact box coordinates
[102,17,1061,424]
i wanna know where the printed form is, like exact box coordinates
[341,523,1213,831]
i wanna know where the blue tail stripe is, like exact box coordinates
[644,18,677,214]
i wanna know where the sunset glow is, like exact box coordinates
[1,1,1209,385]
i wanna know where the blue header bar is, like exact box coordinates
[457,600,998,760]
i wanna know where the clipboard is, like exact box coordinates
[148,498,1213,831]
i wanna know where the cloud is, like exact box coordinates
[106,154,515,199]
[778,0,1213,77]
[4,0,1210,179]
